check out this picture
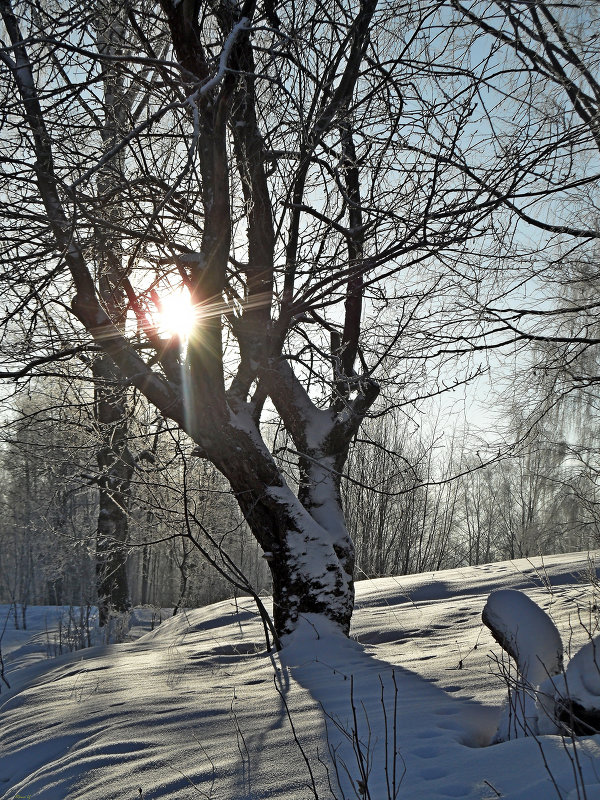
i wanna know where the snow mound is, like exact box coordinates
[482,588,563,685]
[563,635,600,707]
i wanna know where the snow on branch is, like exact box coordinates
[197,17,250,97]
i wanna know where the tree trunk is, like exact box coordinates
[141,540,151,607]
[93,356,134,625]
[263,486,354,637]
[203,376,372,637]
[92,5,134,626]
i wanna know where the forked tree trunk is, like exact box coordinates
[204,372,374,637]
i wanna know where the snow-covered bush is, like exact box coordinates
[539,636,600,737]
[483,588,600,741]
[483,589,563,741]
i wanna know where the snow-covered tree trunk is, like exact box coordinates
[258,363,378,634]
[182,375,377,635]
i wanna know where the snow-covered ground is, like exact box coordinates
[1,551,599,799]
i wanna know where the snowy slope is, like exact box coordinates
[1,551,599,799]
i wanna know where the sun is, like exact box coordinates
[156,288,198,339]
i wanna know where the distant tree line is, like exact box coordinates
[0,379,270,620]
[2,370,598,620]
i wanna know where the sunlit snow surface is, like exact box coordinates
[1,551,600,799]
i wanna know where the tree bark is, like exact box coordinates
[93,357,134,624]
[92,4,135,624]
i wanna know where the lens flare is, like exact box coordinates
[157,288,197,339]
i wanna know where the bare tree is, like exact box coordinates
[445,2,600,403]
[343,412,467,577]
[4,0,594,639]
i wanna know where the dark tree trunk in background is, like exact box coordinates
[93,357,134,625]
[92,5,134,625]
